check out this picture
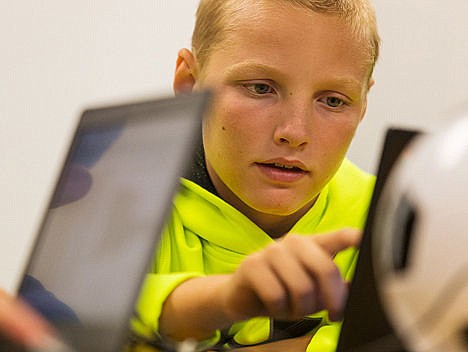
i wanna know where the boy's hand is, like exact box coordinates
[220,228,361,322]
[159,228,361,341]
[0,288,68,351]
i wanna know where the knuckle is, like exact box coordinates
[264,241,283,255]
[291,292,313,314]
[319,262,341,280]
[296,284,315,301]
[264,291,287,314]
[284,233,302,245]
[287,282,317,316]
[243,252,262,266]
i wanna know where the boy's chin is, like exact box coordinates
[248,195,316,217]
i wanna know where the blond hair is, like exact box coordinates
[192,0,380,76]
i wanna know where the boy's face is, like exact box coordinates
[184,4,372,229]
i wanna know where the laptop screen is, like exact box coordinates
[336,128,421,352]
[16,93,209,351]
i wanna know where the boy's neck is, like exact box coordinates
[241,204,314,239]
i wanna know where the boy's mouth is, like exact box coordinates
[255,160,309,182]
[257,159,308,172]
[262,162,305,172]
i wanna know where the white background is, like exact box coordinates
[2,1,468,291]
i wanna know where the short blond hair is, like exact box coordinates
[192,0,380,76]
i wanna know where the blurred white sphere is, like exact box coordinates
[373,115,468,351]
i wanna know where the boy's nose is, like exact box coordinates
[273,103,312,148]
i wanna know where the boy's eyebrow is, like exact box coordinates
[318,77,365,93]
[224,61,285,79]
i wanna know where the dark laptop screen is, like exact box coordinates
[337,128,421,352]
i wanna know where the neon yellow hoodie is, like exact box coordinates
[134,158,375,351]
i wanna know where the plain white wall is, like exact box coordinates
[2,0,468,291]
[349,0,468,173]
[0,1,198,291]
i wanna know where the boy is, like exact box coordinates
[135,0,380,350]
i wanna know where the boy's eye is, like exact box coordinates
[325,96,344,108]
[244,83,275,95]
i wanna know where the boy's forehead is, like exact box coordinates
[197,0,376,73]
[212,6,370,76]
[221,3,359,50]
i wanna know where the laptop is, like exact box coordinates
[336,127,421,352]
[4,92,210,352]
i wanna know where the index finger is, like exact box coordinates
[311,228,362,257]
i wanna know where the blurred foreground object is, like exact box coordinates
[373,115,468,351]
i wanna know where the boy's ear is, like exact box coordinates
[173,48,198,94]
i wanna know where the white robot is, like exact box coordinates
[373,115,468,351]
